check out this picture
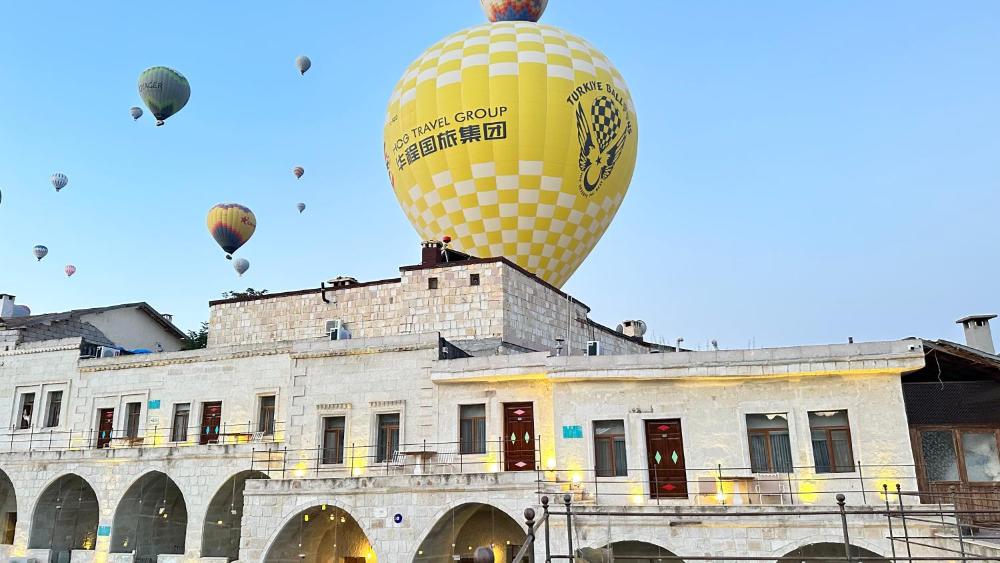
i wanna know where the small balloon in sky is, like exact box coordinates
[481,0,547,22]
[65,265,77,277]
[51,173,68,192]
[207,203,256,260]
[33,245,48,261]
[295,56,312,75]
[293,166,304,179]
[233,258,250,277]
[137,66,191,126]
[297,202,306,213]
[130,106,143,121]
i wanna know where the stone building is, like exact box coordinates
[0,245,997,563]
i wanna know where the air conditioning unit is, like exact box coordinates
[586,341,601,356]
[326,319,351,341]
[10,558,40,563]
[96,346,121,358]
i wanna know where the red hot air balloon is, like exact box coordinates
[293,166,305,179]
[65,265,77,277]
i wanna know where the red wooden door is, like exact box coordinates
[645,419,688,498]
[504,403,535,471]
[200,402,222,445]
[96,408,114,449]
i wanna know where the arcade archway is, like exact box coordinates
[110,471,188,560]
[0,469,16,545]
[201,470,268,561]
[414,503,525,562]
[28,474,99,562]
[264,504,374,563]
[776,542,887,563]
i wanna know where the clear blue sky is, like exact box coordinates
[1,1,997,349]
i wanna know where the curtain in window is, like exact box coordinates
[613,437,628,476]
[749,434,768,473]
[770,432,793,473]
[595,438,613,477]
[831,430,854,470]
[812,436,832,473]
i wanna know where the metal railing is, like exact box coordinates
[509,487,1000,562]
[0,421,285,452]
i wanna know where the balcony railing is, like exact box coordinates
[0,421,285,452]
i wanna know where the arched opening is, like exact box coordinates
[28,474,99,562]
[110,471,188,560]
[777,542,887,563]
[264,505,374,563]
[414,503,525,563]
[578,541,683,562]
[201,470,268,561]
[0,469,17,545]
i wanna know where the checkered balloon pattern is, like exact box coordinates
[591,96,622,151]
[384,22,638,288]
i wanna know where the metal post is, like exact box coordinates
[563,494,573,560]
[952,492,966,560]
[542,496,551,563]
[836,494,853,563]
[895,484,912,562]
[524,506,536,563]
[882,484,897,563]
[350,442,356,477]
[281,446,287,479]
[315,446,320,477]
[857,461,866,504]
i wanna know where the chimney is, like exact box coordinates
[421,240,443,267]
[956,315,997,354]
[0,294,15,318]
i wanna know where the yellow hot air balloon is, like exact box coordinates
[207,203,257,259]
[384,21,638,288]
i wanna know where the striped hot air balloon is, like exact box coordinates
[51,173,68,192]
[65,265,77,277]
[138,66,191,126]
[207,204,256,259]
[292,166,304,179]
[33,245,48,261]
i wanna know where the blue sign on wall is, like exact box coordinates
[97,525,111,537]
[148,400,161,409]
[562,425,583,439]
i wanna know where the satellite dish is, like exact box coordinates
[634,320,648,337]
[615,324,624,333]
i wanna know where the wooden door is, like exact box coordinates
[200,402,222,445]
[96,408,114,449]
[644,419,688,498]
[504,403,535,471]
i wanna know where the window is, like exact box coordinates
[171,403,190,442]
[44,391,63,428]
[428,277,439,290]
[746,413,793,473]
[460,405,486,454]
[593,420,627,477]
[125,402,142,439]
[470,273,480,286]
[322,416,346,464]
[961,432,1000,482]
[18,393,35,429]
[376,413,400,463]
[808,410,855,473]
[920,430,960,481]
[258,395,276,435]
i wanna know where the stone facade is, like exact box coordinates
[0,258,994,562]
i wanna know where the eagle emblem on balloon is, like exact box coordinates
[577,96,633,195]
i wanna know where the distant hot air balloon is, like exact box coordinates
[480,0,547,22]
[33,245,48,261]
[130,106,143,120]
[293,166,304,179]
[233,258,250,277]
[207,203,256,260]
[137,66,191,126]
[295,56,312,75]
[51,173,68,192]
[384,22,638,288]
[65,265,76,277]
[297,202,306,213]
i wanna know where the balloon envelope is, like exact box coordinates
[33,245,48,261]
[233,258,250,276]
[207,203,256,256]
[51,173,68,192]
[130,106,143,120]
[138,66,191,126]
[65,265,76,277]
[293,166,304,179]
[384,23,638,288]
[480,0,547,22]
[296,55,312,75]
[297,202,306,213]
